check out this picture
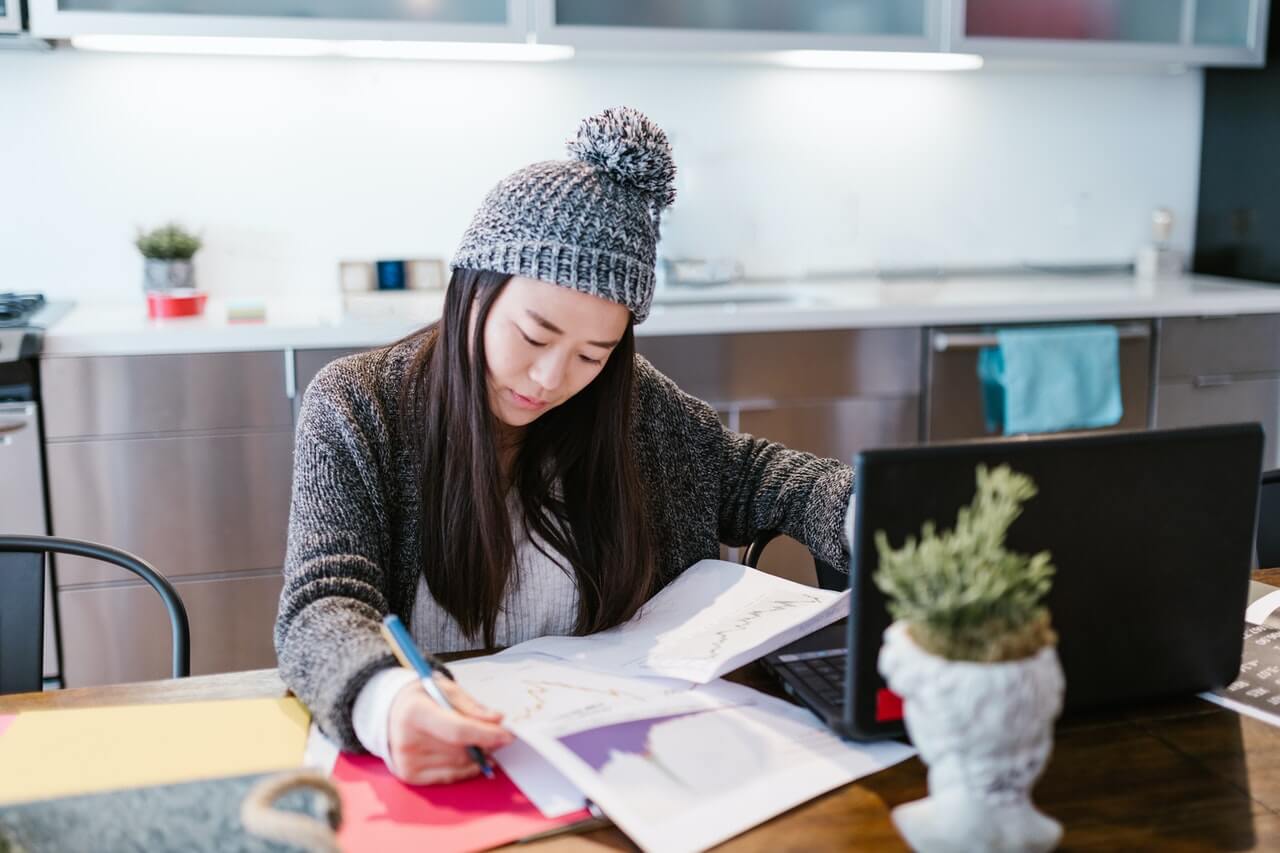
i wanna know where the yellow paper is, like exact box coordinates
[0,697,310,805]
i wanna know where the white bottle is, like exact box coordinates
[1135,207,1185,282]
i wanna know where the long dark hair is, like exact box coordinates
[399,268,656,649]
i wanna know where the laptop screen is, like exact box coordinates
[845,424,1263,738]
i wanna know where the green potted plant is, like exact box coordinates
[875,464,1064,853]
[136,223,202,292]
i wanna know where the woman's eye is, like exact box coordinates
[579,354,603,366]
[519,330,548,347]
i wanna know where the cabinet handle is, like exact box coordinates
[932,322,1151,352]
[1193,375,1234,388]
[0,420,29,435]
[284,348,297,400]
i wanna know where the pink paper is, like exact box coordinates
[0,715,15,737]
[332,752,588,853]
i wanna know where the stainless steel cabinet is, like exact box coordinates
[41,351,293,439]
[1155,315,1280,469]
[0,401,59,680]
[638,327,921,405]
[45,431,294,585]
[1158,315,1280,380]
[1156,378,1280,469]
[640,328,921,586]
[40,350,295,686]
[924,321,1153,442]
[737,398,918,464]
[59,571,283,687]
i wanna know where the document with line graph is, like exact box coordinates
[447,652,692,817]
[507,678,913,853]
[506,560,850,683]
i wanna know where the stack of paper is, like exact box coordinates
[301,560,913,852]
[1202,583,1280,726]
[446,654,913,853]
[439,561,913,852]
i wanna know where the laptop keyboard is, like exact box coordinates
[774,649,846,708]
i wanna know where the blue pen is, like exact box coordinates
[379,614,495,778]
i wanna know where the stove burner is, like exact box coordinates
[0,293,46,328]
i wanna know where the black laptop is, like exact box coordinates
[763,423,1265,740]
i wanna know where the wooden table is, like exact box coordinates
[6,569,1280,851]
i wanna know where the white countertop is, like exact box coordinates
[38,273,1280,357]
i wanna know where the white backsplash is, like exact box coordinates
[0,50,1203,303]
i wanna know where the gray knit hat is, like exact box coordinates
[451,106,676,323]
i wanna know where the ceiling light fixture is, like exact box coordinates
[69,34,574,62]
[772,50,984,71]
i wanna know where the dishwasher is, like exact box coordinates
[922,320,1154,442]
[0,385,58,685]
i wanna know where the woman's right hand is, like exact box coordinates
[386,677,514,784]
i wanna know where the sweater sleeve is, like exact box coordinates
[273,361,399,752]
[635,357,855,572]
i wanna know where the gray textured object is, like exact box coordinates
[0,773,325,853]
[274,339,855,752]
[451,106,677,323]
[144,259,194,292]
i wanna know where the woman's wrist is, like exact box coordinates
[352,666,419,766]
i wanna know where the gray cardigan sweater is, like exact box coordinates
[275,336,855,751]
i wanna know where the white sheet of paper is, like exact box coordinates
[507,560,849,682]
[449,652,691,817]
[1246,589,1280,626]
[302,722,340,774]
[508,679,915,853]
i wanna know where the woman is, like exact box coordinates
[275,107,854,785]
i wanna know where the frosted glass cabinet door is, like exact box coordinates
[1193,0,1255,46]
[964,0,1181,42]
[535,0,939,52]
[954,0,1269,66]
[0,0,21,33]
[29,0,529,40]
[53,0,507,23]
[553,0,927,37]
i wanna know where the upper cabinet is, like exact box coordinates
[0,0,22,33]
[24,0,1272,66]
[532,0,940,53]
[28,0,530,41]
[954,0,1268,67]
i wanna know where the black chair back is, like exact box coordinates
[1261,469,1280,570]
[742,530,846,591]
[0,535,190,694]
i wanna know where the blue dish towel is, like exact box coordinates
[977,324,1123,435]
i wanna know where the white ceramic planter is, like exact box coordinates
[878,621,1064,853]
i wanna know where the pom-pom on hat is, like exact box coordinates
[451,106,676,323]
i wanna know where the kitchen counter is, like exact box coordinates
[39,273,1280,357]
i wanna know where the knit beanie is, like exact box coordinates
[450,106,677,323]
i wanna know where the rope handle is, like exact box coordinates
[240,769,344,853]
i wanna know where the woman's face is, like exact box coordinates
[478,276,630,429]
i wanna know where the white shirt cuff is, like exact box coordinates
[352,666,419,768]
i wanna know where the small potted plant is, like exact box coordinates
[136,223,202,292]
[875,464,1064,853]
